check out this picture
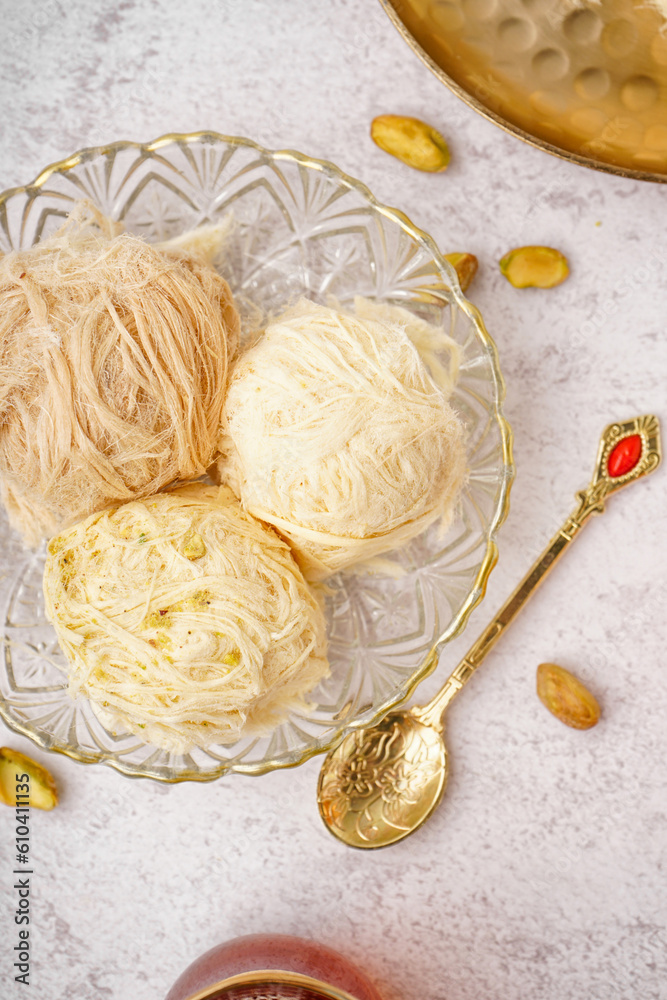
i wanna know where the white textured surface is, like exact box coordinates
[0,2,666,999]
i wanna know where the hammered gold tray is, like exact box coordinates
[381,0,667,182]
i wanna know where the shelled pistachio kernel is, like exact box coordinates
[536,663,600,730]
[183,532,206,560]
[0,747,58,810]
[444,253,478,292]
[370,115,450,172]
[499,246,569,288]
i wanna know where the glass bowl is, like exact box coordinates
[0,131,513,780]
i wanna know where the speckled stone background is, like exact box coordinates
[0,2,666,999]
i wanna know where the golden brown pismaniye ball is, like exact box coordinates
[0,205,240,545]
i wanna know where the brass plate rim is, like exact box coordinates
[378,0,667,185]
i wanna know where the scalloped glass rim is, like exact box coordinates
[0,131,514,780]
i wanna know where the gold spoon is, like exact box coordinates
[317,415,661,848]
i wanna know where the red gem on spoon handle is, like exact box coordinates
[607,434,643,478]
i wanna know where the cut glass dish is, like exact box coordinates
[0,132,513,780]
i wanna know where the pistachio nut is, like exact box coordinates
[499,246,569,288]
[536,663,600,730]
[371,115,451,172]
[444,252,478,292]
[0,747,58,810]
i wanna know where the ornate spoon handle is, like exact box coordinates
[413,415,661,730]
